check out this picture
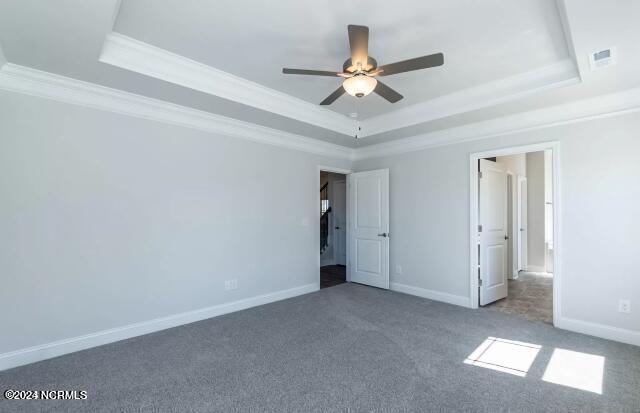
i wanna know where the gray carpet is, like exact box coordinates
[1,283,639,412]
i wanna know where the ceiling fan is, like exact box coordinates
[282,25,444,105]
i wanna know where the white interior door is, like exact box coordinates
[348,169,389,289]
[334,180,347,266]
[479,159,508,305]
[517,176,528,272]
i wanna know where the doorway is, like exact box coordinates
[317,166,390,291]
[319,169,348,289]
[470,143,559,325]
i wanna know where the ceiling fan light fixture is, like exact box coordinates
[342,74,377,98]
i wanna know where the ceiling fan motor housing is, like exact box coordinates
[343,56,378,73]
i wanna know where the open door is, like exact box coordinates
[479,159,508,305]
[517,176,528,272]
[348,169,389,289]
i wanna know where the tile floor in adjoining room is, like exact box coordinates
[485,271,553,324]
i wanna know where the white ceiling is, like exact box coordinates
[0,0,639,150]
[114,0,569,119]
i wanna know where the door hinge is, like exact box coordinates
[479,171,483,179]
[479,278,483,286]
[478,224,483,232]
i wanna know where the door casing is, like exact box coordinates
[333,180,347,266]
[469,142,561,327]
[517,176,528,273]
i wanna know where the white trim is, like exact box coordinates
[3,63,640,163]
[320,256,336,267]
[505,171,516,280]
[555,0,583,79]
[0,64,353,160]
[556,317,640,347]
[390,282,470,308]
[0,283,318,371]
[525,265,547,273]
[469,141,562,330]
[318,165,353,175]
[360,59,580,137]
[354,87,640,160]
[516,175,528,272]
[99,32,356,136]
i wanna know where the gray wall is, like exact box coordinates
[526,151,546,270]
[0,91,349,353]
[354,112,640,332]
[0,44,6,67]
[2,87,640,355]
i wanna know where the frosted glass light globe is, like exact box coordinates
[342,74,377,98]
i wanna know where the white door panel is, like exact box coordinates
[517,177,528,272]
[480,159,508,305]
[355,177,382,228]
[348,169,389,289]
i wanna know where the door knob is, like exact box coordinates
[504,235,509,240]
[335,226,340,230]
[520,228,525,232]
[377,233,388,237]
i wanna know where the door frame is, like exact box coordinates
[516,175,528,273]
[468,142,561,327]
[332,179,347,266]
[318,166,353,286]
[505,171,517,279]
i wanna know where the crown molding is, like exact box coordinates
[99,32,357,137]
[0,63,354,160]
[2,63,639,164]
[555,0,583,79]
[353,86,640,160]
[359,58,580,138]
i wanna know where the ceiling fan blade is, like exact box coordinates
[374,80,403,103]
[348,25,369,68]
[320,86,346,105]
[282,68,342,77]
[378,53,444,76]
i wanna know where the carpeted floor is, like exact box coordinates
[1,283,639,412]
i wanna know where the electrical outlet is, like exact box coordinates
[618,299,631,314]
[395,264,403,275]
[225,279,238,291]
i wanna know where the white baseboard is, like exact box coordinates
[320,258,336,267]
[525,265,546,272]
[390,282,470,308]
[556,316,640,347]
[0,283,318,371]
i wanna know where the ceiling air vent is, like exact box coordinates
[589,47,617,71]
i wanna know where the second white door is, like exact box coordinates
[479,159,508,305]
[348,169,389,289]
